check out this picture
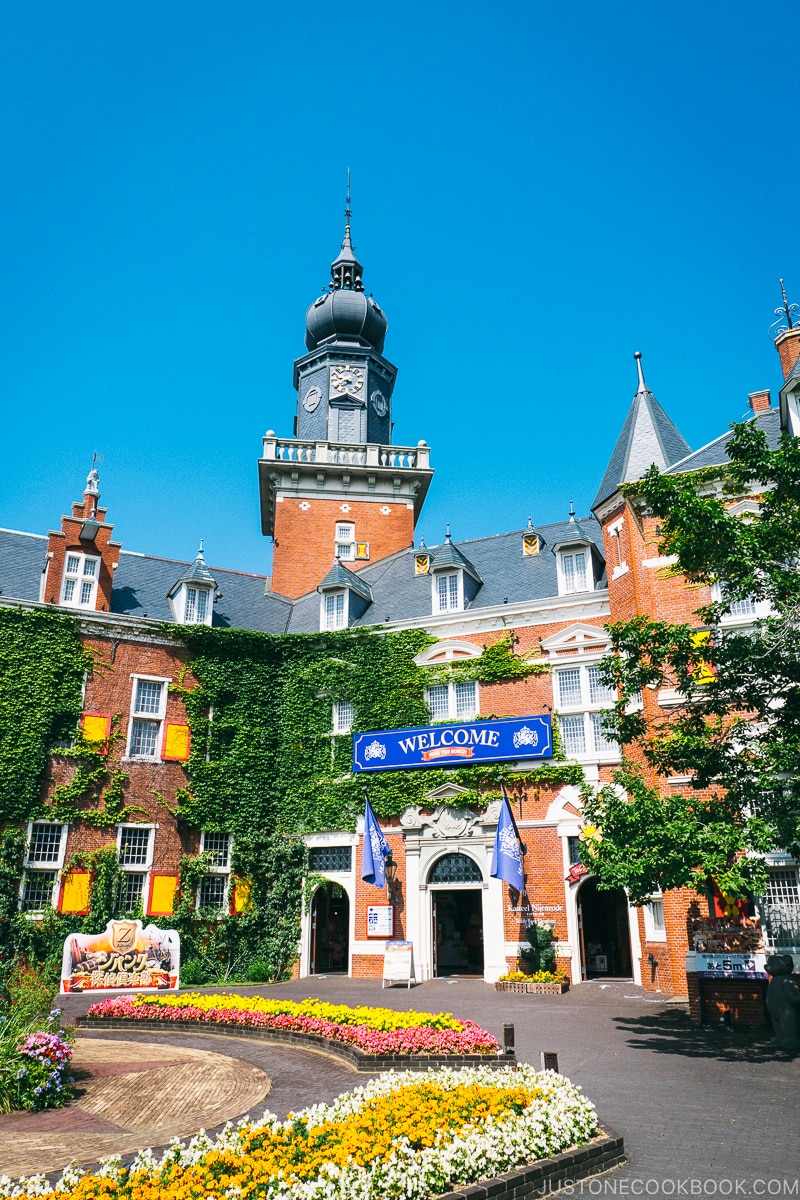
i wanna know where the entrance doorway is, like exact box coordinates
[432,889,484,976]
[310,882,349,974]
[577,878,632,979]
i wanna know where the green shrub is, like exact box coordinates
[519,921,557,976]
[246,960,274,983]
[179,959,207,986]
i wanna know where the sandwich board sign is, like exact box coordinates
[383,940,416,988]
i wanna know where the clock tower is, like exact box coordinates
[259,195,433,599]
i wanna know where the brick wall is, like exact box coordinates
[272,496,415,598]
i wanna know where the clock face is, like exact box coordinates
[303,386,322,412]
[330,364,364,395]
[371,389,388,417]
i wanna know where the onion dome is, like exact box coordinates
[304,179,388,354]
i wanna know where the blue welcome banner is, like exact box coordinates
[352,714,552,773]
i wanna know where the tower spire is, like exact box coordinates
[330,169,364,292]
[633,350,647,393]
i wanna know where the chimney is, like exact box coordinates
[775,328,800,382]
[748,389,771,413]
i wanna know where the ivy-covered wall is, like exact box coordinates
[0,606,579,985]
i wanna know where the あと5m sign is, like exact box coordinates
[353,714,552,772]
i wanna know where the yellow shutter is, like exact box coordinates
[82,713,110,744]
[149,874,178,915]
[163,723,191,761]
[233,879,251,913]
[691,631,715,684]
[60,871,91,914]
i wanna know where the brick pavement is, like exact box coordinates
[51,978,800,1193]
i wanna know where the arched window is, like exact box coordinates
[428,853,483,885]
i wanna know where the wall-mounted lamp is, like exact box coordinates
[385,851,399,902]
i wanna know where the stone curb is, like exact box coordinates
[435,1128,625,1199]
[76,1016,517,1072]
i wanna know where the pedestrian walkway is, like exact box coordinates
[42,977,800,1194]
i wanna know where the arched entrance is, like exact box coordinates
[309,882,349,974]
[577,877,632,979]
[428,852,484,977]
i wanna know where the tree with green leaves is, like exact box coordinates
[581,420,800,903]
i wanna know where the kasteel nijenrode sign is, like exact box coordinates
[353,714,552,773]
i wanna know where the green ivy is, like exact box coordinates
[0,609,92,825]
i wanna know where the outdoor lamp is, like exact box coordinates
[385,852,398,900]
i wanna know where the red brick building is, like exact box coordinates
[3,215,799,1000]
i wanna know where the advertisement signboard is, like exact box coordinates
[695,952,767,980]
[353,714,552,773]
[60,919,180,993]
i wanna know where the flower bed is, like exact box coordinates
[496,970,569,994]
[0,1065,602,1199]
[87,993,500,1056]
[0,1002,76,1115]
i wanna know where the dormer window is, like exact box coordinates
[61,552,99,609]
[335,524,355,561]
[323,590,347,630]
[184,586,210,624]
[558,549,591,595]
[434,571,462,613]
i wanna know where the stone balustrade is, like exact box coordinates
[262,433,430,471]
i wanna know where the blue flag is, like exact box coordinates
[362,797,390,888]
[490,794,525,891]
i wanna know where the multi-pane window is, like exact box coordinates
[323,592,347,631]
[120,872,146,912]
[202,832,231,869]
[118,826,152,867]
[128,678,167,759]
[198,831,232,916]
[27,823,66,866]
[198,875,227,911]
[759,867,800,950]
[333,700,354,735]
[185,586,210,624]
[308,846,353,872]
[435,572,461,613]
[20,871,58,913]
[426,680,478,721]
[567,836,583,866]
[646,897,666,935]
[559,550,589,595]
[554,663,618,759]
[335,524,355,561]
[61,553,100,609]
[710,583,758,619]
[20,822,66,914]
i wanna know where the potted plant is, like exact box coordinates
[495,922,570,994]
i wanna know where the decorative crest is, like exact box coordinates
[330,169,364,293]
[633,350,647,393]
[445,522,452,543]
[769,279,800,340]
[568,500,576,522]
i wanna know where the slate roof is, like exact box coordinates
[0,517,606,636]
[664,408,781,474]
[0,529,47,603]
[428,537,482,582]
[593,378,692,510]
[318,559,374,603]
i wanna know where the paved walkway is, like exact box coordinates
[25,978,800,1192]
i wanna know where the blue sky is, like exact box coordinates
[1,2,798,578]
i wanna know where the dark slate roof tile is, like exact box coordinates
[0,529,47,603]
[665,408,781,474]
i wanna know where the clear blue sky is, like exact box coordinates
[1,2,797,578]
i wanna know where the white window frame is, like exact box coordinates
[425,679,479,722]
[335,523,356,561]
[757,863,800,952]
[60,552,101,610]
[183,584,212,625]
[116,823,155,915]
[710,582,770,625]
[20,821,68,915]
[126,675,169,760]
[198,831,232,914]
[320,590,348,631]
[557,548,593,596]
[643,892,667,942]
[554,662,619,762]
[333,700,354,735]
[431,569,463,614]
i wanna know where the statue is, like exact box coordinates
[765,954,800,1052]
